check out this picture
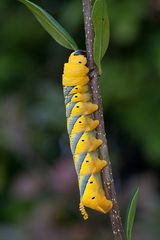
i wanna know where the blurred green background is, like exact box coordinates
[0,0,160,239]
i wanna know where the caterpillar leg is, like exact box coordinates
[79,202,88,220]
[92,159,107,174]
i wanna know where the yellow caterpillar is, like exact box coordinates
[62,50,112,220]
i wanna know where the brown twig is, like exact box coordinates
[82,0,125,239]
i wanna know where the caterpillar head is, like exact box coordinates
[72,50,86,56]
[69,50,87,66]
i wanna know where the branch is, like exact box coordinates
[82,0,125,239]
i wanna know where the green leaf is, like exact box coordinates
[92,0,110,74]
[125,188,139,240]
[18,0,78,50]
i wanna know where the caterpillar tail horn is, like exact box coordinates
[79,202,88,220]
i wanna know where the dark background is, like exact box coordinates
[0,0,160,239]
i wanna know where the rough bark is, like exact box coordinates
[82,1,125,239]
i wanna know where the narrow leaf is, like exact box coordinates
[92,0,110,74]
[18,0,78,50]
[126,188,139,240]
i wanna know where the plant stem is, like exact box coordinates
[82,0,125,239]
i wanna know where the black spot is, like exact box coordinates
[86,160,89,163]
[81,140,84,142]
[79,121,82,123]
[79,61,82,64]
[76,106,79,108]
[75,96,78,98]
[90,181,93,184]
[92,197,95,200]
[75,88,78,90]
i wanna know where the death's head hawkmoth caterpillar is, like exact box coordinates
[62,50,112,220]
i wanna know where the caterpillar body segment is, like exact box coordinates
[81,174,113,214]
[63,62,89,77]
[67,115,99,135]
[69,85,89,95]
[74,132,103,154]
[63,75,90,87]
[74,152,107,176]
[66,92,91,103]
[62,50,112,219]
[66,102,98,117]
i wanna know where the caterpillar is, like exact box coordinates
[62,50,112,220]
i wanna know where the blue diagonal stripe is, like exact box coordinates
[80,175,91,199]
[71,132,83,154]
[68,116,79,135]
[64,86,74,97]
[76,153,87,175]
[65,94,73,105]
[66,102,76,118]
